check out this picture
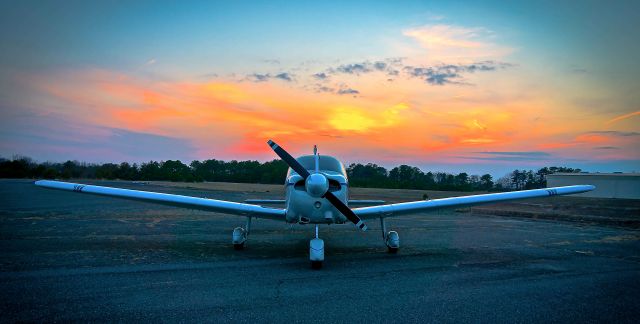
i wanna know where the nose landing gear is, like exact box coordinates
[309,225,324,269]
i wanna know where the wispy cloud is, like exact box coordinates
[404,25,486,49]
[337,87,359,95]
[336,63,371,75]
[311,84,360,96]
[587,130,640,137]
[474,151,551,157]
[606,110,640,125]
[314,85,334,93]
[311,58,510,88]
[247,72,295,82]
[248,73,270,82]
[199,72,218,79]
[322,58,402,77]
[402,24,514,62]
[311,83,360,96]
[404,61,513,85]
[456,155,548,161]
[274,72,293,81]
[313,72,329,80]
[458,151,552,161]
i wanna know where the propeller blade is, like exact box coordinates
[324,191,368,231]
[267,139,367,231]
[267,140,310,178]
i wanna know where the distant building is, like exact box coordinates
[547,173,640,199]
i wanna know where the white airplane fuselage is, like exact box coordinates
[283,155,350,225]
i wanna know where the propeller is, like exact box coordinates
[267,140,368,231]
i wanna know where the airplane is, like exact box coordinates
[35,140,595,269]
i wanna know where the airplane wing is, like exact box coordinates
[242,199,387,206]
[244,199,285,205]
[348,200,386,206]
[353,185,595,220]
[35,180,286,221]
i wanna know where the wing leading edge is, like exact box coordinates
[353,185,595,220]
[242,199,386,206]
[35,180,286,221]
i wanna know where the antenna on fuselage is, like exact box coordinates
[313,145,319,173]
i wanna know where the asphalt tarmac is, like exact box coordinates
[1,179,639,322]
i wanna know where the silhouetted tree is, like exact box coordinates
[480,174,494,190]
[0,155,585,191]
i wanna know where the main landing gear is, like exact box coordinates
[232,216,252,250]
[307,219,398,269]
[380,217,400,253]
[309,225,324,269]
[232,218,396,268]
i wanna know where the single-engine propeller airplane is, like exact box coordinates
[36,140,595,268]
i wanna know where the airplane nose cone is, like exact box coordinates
[305,173,329,198]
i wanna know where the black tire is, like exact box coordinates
[233,242,245,250]
[311,261,323,269]
[387,247,399,254]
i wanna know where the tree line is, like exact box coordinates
[0,156,581,192]
[345,163,580,191]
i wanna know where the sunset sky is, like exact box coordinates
[1,0,639,176]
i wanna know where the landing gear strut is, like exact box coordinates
[380,217,400,253]
[309,225,324,269]
[232,216,252,250]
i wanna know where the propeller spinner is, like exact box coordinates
[267,140,368,231]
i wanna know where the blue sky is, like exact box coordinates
[1,0,638,176]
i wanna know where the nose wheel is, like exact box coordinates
[309,225,325,269]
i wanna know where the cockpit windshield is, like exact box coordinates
[289,155,346,175]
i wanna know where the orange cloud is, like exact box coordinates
[536,131,638,161]
[460,138,497,144]
[575,134,609,144]
[606,110,640,125]
[22,66,638,163]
